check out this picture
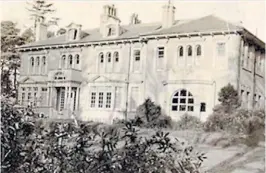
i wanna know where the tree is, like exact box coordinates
[26,0,55,31]
[21,28,35,43]
[1,21,25,97]
[218,83,240,112]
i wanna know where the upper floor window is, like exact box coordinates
[107,52,111,62]
[134,50,141,61]
[42,56,46,65]
[31,57,34,66]
[187,45,192,56]
[36,57,40,66]
[61,55,66,68]
[196,45,202,56]
[157,47,164,58]
[69,55,73,67]
[217,42,226,57]
[75,54,80,65]
[99,53,104,63]
[69,28,78,40]
[107,27,115,36]
[133,50,141,72]
[178,46,183,57]
[114,52,119,62]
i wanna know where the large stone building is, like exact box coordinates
[17,2,265,123]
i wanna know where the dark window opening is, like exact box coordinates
[200,102,206,112]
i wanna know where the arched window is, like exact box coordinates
[69,54,73,68]
[61,55,66,68]
[75,54,79,64]
[171,89,194,112]
[178,46,183,57]
[36,57,40,66]
[187,46,192,56]
[114,52,119,62]
[31,57,34,66]
[42,56,46,65]
[99,53,104,63]
[196,45,201,56]
[106,52,111,62]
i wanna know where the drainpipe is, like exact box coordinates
[124,42,132,120]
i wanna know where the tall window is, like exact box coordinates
[178,46,183,57]
[171,89,194,112]
[41,56,46,73]
[133,50,141,72]
[98,92,104,108]
[217,42,226,57]
[114,52,119,62]
[98,53,104,73]
[106,92,112,108]
[90,92,96,108]
[157,47,164,70]
[30,57,34,74]
[61,55,66,69]
[113,51,119,72]
[41,88,47,106]
[69,55,73,68]
[106,52,112,73]
[196,45,202,56]
[187,46,192,56]
[75,54,80,67]
[36,57,40,74]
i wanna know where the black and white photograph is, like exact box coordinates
[1,0,265,172]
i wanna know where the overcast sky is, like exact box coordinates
[0,0,265,41]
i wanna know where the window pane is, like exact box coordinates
[180,90,187,96]
[172,106,178,111]
[90,92,96,108]
[196,45,201,56]
[187,46,192,56]
[98,92,104,108]
[188,106,194,112]
[158,47,164,58]
[188,98,194,104]
[180,98,186,103]
[172,98,178,103]
[179,105,186,111]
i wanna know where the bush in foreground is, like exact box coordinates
[1,100,207,173]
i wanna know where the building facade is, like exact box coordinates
[17,3,265,123]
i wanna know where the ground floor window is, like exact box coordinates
[89,86,113,109]
[171,89,194,112]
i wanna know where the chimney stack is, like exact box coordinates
[130,13,141,25]
[35,17,47,41]
[161,0,175,28]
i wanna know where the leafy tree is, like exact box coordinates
[26,0,56,31]
[1,21,25,97]
[21,28,35,43]
[218,83,240,112]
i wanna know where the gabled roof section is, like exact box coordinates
[18,15,244,49]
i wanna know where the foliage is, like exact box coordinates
[218,83,240,112]
[1,100,207,173]
[26,0,56,29]
[174,114,202,130]
[134,98,172,129]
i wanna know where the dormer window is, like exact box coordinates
[66,23,82,41]
[107,27,115,36]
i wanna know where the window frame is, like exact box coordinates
[171,89,194,112]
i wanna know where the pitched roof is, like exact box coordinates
[19,15,242,48]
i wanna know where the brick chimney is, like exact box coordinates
[35,17,47,41]
[130,13,141,25]
[161,0,175,28]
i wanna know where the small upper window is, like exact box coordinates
[31,57,34,66]
[107,27,115,36]
[196,45,202,56]
[69,55,73,66]
[217,43,226,57]
[187,46,192,56]
[134,50,141,61]
[99,53,104,63]
[107,52,111,62]
[36,57,40,66]
[178,46,183,57]
[114,52,119,62]
[42,56,46,65]
[157,47,164,58]
[75,54,80,64]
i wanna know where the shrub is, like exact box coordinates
[218,83,240,112]
[134,98,172,129]
[175,114,203,130]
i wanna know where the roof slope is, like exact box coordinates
[20,15,242,48]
